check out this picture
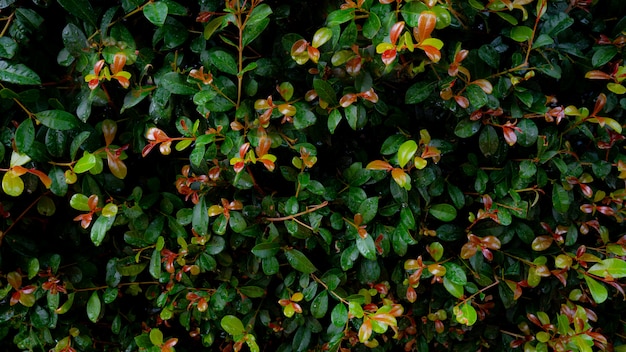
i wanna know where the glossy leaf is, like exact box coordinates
[0,60,41,85]
[397,140,417,168]
[143,1,168,27]
[35,110,79,130]
[221,315,245,336]
[284,248,317,274]
[429,203,457,222]
[588,259,626,279]
[583,275,607,304]
[86,291,101,323]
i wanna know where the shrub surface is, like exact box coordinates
[1,0,626,351]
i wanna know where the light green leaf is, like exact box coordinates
[510,26,533,42]
[454,302,477,326]
[91,215,114,246]
[397,140,417,168]
[221,315,246,336]
[583,275,607,304]
[588,258,626,279]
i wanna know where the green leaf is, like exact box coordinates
[208,49,238,75]
[405,81,435,104]
[204,15,226,40]
[356,235,377,260]
[495,11,518,25]
[74,151,96,174]
[149,249,161,279]
[160,72,197,95]
[15,119,34,154]
[358,197,378,224]
[238,286,266,298]
[143,1,168,27]
[510,26,533,42]
[397,140,417,168]
[311,291,329,319]
[331,303,348,327]
[515,119,538,147]
[192,197,209,236]
[443,277,464,298]
[57,0,97,26]
[466,84,488,109]
[91,215,114,246]
[86,291,101,323]
[116,261,147,276]
[443,262,467,285]
[149,328,164,346]
[363,12,381,39]
[0,60,41,85]
[313,79,338,106]
[284,248,317,274]
[551,184,570,213]
[35,110,79,130]
[326,9,353,26]
[588,258,626,279]
[592,46,617,68]
[251,242,280,258]
[583,275,607,304]
[400,1,429,27]
[242,4,272,46]
[429,204,457,222]
[532,34,554,49]
[479,125,499,157]
[328,109,342,134]
[454,118,481,138]
[0,37,18,59]
[478,44,500,68]
[221,315,246,336]
[69,194,90,211]
[294,103,317,130]
[454,302,477,326]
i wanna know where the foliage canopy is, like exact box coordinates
[1,0,626,351]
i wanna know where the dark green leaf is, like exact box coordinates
[192,197,208,236]
[356,235,377,260]
[161,72,197,95]
[429,203,457,222]
[57,0,97,26]
[328,109,342,134]
[313,79,338,106]
[311,290,329,319]
[358,197,378,224]
[466,84,488,109]
[294,103,317,130]
[35,110,79,130]
[479,125,499,157]
[363,12,381,39]
[400,1,428,27]
[208,49,238,75]
[551,184,570,213]
[242,4,272,46]
[91,215,115,246]
[15,119,34,154]
[0,37,18,59]
[62,23,87,56]
[515,119,538,147]
[0,60,41,85]
[405,81,435,104]
[149,249,161,279]
[478,44,500,68]
[238,286,266,298]
[592,46,617,68]
[455,119,481,138]
[143,1,168,27]
[284,248,317,274]
[251,242,280,258]
[326,9,353,26]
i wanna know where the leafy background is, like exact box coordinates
[1,0,626,351]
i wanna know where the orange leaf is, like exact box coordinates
[366,160,393,171]
[358,317,372,342]
[592,93,606,116]
[420,45,441,62]
[585,70,612,80]
[371,313,397,327]
[415,11,437,42]
[111,53,127,74]
[26,168,52,188]
[390,21,405,45]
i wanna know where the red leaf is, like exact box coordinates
[389,21,405,45]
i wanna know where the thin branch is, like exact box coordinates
[265,201,329,222]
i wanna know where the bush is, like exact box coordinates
[1,0,626,350]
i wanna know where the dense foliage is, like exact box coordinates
[1,0,626,350]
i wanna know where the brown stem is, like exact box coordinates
[265,201,329,222]
[0,192,48,247]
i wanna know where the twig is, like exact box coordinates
[265,201,329,222]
